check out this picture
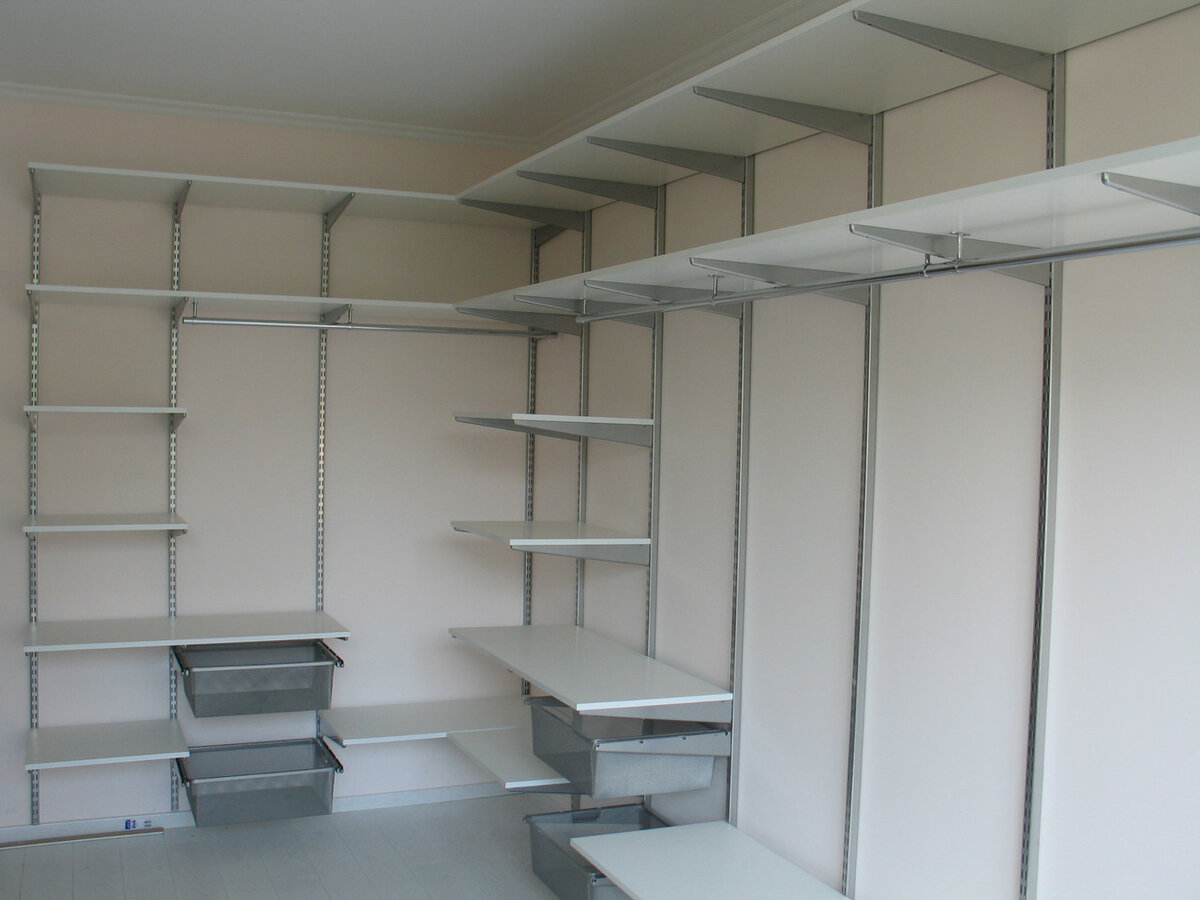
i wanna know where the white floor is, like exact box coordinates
[1,794,565,899]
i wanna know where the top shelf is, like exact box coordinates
[449,625,732,722]
[30,162,534,228]
[454,412,653,447]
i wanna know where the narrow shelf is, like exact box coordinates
[26,720,189,771]
[30,162,535,228]
[571,821,849,900]
[448,726,570,792]
[451,521,650,566]
[25,610,350,653]
[319,695,531,746]
[448,625,732,722]
[454,413,653,447]
[26,405,186,418]
[23,512,187,534]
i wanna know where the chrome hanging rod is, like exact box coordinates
[181,315,550,338]
[575,224,1200,323]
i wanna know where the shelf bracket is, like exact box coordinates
[533,224,567,249]
[514,294,657,328]
[1101,172,1200,216]
[852,11,1054,91]
[321,304,352,325]
[324,192,356,230]
[585,279,744,318]
[586,136,748,183]
[517,171,660,209]
[692,87,874,145]
[171,298,189,328]
[174,180,192,220]
[457,304,582,337]
[26,288,38,318]
[849,224,1051,286]
[458,198,586,232]
[691,257,872,305]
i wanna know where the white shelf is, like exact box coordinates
[449,625,732,721]
[30,162,534,228]
[448,726,570,791]
[451,521,651,566]
[459,135,1200,327]
[571,821,849,900]
[23,512,188,534]
[26,720,189,771]
[25,405,186,418]
[460,0,1195,214]
[319,695,531,746]
[454,413,654,447]
[25,610,350,653]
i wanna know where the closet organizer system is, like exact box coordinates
[18,0,1200,894]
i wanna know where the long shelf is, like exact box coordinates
[454,412,653,447]
[23,512,188,534]
[459,136,1200,329]
[449,625,732,722]
[25,405,186,418]
[571,821,849,900]
[30,162,534,228]
[26,720,189,771]
[318,695,531,746]
[451,521,651,566]
[448,726,571,792]
[25,610,350,653]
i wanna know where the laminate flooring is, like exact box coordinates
[1,793,564,899]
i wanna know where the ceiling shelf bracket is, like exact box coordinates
[851,11,1054,91]
[517,171,659,209]
[1101,172,1200,215]
[458,198,586,232]
[692,86,874,145]
[691,257,872,305]
[586,136,747,183]
[849,224,1051,286]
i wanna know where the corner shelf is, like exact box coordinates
[318,695,530,746]
[25,610,350,653]
[23,512,188,534]
[451,521,650,566]
[449,625,732,722]
[454,412,653,447]
[26,720,189,771]
[571,821,849,900]
[448,726,571,792]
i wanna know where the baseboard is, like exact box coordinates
[0,783,508,847]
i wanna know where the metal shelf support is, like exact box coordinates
[691,258,871,305]
[848,224,1052,286]
[693,87,874,145]
[517,171,659,209]
[458,198,585,232]
[587,137,748,184]
[1101,172,1200,215]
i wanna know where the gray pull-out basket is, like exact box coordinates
[176,738,342,826]
[526,804,668,900]
[172,640,343,717]
[531,699,730,799]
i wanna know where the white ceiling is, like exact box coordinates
[0,0,843,147]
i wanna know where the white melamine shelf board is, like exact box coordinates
[25,610,350,653]
[454,413,654,447]
[27,284,468,322]
[451,521,651,565]
[319,695,531,746]
[25,405,186,418]
[26,720,189,771]
[448,726,570,791]
[448,625,732,715]
[460,136,1200,317]
[29,162,533,227]
[461,0,1195,210]
[571,821,849,900]
[23,512,187,534]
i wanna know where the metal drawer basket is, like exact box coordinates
[173,640,343,717]
[177,738,342,827]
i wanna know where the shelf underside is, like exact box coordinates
[448,726,570,792]
[571,821,849,900]
[318,695,531,746]
[451,521,651,566]
[26,720,189,771]
[449,625,732,722]
[25,610,350,653]
[454,413,653,447]
[23,512,187,534]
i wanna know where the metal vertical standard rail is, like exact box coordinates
[575,214,593,628]
[28,185,42,826]
[844,112,885,897]
[168,187,187,813]
[523,228,540,697]
[316,218,332,615]
[646,186,667,660]
[1022,51,1067,900]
